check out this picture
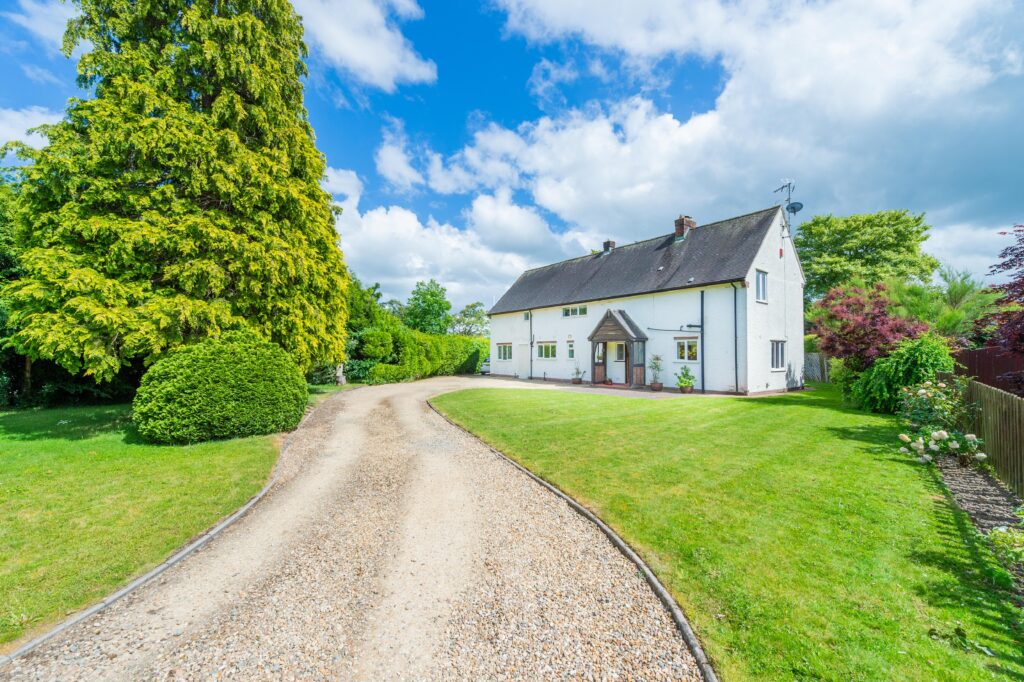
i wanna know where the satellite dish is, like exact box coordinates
[786,201,803,214]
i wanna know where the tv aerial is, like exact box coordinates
[774,180,803,226]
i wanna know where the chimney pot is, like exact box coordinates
[674,214,697,239]
[603,239,616,252]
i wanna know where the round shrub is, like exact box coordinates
[851,333,954,413]
[133,332,308,444]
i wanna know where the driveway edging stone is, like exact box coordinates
[426,399,719,682]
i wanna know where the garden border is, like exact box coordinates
[427,400,720,682]
[0,386,364,667]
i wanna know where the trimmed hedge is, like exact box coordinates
[363,324,487,384]
[133,332,308,444]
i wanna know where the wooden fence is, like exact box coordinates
[966,380,1024,498]
[955,347,1024,394]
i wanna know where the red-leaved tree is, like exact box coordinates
[988,224,1024,392]
[814,283,926,370]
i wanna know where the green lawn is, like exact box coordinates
[432,384,1024,681]
[0,403,278,647]
[307,382,361,407]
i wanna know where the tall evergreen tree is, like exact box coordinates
[3,0,348,381]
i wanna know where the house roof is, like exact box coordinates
[588,309,648,342]
[489,206,781,315]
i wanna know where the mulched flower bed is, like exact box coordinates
[935,457,1022,533]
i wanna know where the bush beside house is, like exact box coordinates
[133,333,307,444]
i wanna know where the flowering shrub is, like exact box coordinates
[898,375,977,433]
[895,379,985,466]
[990,524,1024,569]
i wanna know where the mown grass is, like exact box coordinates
[0,403,279,647]
[432,384,1024,681]
[307,382,361,407]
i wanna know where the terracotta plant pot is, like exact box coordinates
[679,386,694,394]
[571,377,582,384]
[604,379,613,385]
[650,382,663,392]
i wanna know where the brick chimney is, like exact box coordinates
[674,215,697,240]
[602,239,616,253]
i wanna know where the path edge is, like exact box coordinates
[427,399,719,682]
[0,386,364,667]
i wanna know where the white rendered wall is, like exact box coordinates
[744,211,806,393]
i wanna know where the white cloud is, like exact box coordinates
[528,58,578,106]
[3,0,77,50]
[405,0,1024,279]
[20,63,62,86]
[322,167,599,306]
[0,105,62,149]
[374,120,424,191]
[292,0,436,92]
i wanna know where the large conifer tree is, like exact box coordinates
[4,0,348,381]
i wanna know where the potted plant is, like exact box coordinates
[648,354,664,391]
[571,364,586,384]
[675,366,696,394]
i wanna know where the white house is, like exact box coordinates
[488,206,805,394]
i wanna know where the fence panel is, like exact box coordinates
[967,380,1024,498]
[956,347,1024,393]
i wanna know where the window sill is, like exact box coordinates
[756,299,768,304]
[771,368,787,372]
[673,360,700,364]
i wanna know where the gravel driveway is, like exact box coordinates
[3,377,700,681]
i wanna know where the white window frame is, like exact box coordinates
[756,270,768,303]
[771,340,786,371]
[614,343,625,362]
[536,342,557,359]
[496,344,512,361]
[561,305,589,317]
[675,338,700,362]
[567,341,575,359]
[595,343,604,362]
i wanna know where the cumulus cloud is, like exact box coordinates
[3,0,76,51]
[528,58,578,107]
[0,105,62,149]
[375,119,424,191]
[404,0,1024,277]
[323,168,600,306]
[292,0,436,92]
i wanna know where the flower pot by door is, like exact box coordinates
[680,386,694,394]
[650,382,663,392]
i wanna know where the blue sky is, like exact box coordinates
[2,0,1023,308]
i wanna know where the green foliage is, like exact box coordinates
[0,180,23,284]
[366,327,487,384]
[803,334,819,354]
[675,365,695,388]
[344,359,378,383]
[851,334,955,412]
[450,301,489,336]
[132,332,307,443]
[897,375,977,434]
[828,357,861,402]
[3,0,349,383]
[884,266,1002,344]
[359,329,394,361]
[305,364,337,385]
[990,526,1024,570]
[648,354,664,383]
[345,277,383,336]
[402,279,452,335]
[794,210,939,300]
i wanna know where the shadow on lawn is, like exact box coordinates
[0,404,141,442]
[908,466,1024,676]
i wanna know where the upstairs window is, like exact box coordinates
[537,342,557,359]
[562,305,588,317]
[496,344,512,360]
[771,340,786,370]
[756,270,768,302]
